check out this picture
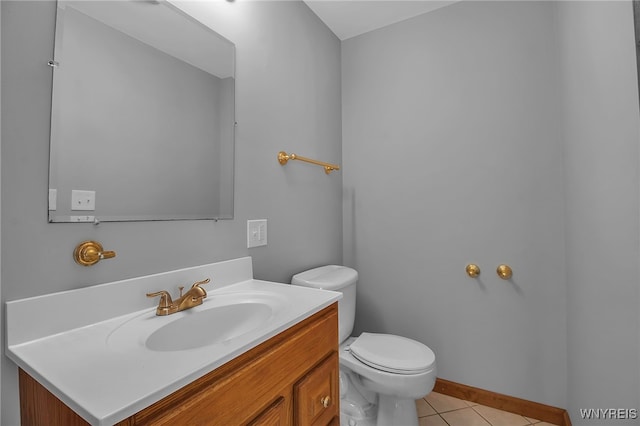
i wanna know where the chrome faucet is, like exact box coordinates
[146,278,211,316]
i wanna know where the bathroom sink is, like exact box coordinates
[146,302,273,351]
[107,291,287,352]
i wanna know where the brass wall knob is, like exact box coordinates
[73,241,116,266]
[465,264,481,278]
[496,264,513,280]
[320,396,331,408]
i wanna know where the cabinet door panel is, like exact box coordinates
[294,353,339,426]
[247,397,288,426]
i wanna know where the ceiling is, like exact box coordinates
[303,0,458,40]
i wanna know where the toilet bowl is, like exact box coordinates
[292,266,437,426]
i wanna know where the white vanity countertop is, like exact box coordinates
[5,257,341,426]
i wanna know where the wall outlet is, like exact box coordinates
[247,219,267,248]
[71,190,96,211]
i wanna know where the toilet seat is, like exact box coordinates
[349,333,435,375]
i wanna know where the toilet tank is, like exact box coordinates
[291,265,358,344]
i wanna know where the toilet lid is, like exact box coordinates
[349,333,435,375]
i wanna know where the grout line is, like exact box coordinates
[439,413,452,426]
[470,405,493,425]
[425,395,472,414]
[470,404,541,426]
[423,397,438,414]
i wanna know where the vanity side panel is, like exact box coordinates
[19,369,90,426]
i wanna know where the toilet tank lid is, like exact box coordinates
[292,265,358,290]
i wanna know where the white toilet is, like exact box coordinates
[292,265,436,426]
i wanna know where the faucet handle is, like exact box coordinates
[190,278,211,289]
[146,290,173,309]
[189,278,211,299]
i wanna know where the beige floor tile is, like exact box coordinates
[441,407,492,426]
[425,392,469,413]
[472,404,530,426]
[464,399,479,407]
[416,398,437,417]
[524,417,540,424]
[419,414,449,426]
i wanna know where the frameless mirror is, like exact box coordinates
[48,0,235,222]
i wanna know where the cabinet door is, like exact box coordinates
[294,353,339,426]
[247,397,288,426]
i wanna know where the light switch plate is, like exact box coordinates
[247,219,267,248]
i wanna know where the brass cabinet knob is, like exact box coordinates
[320,395,331,408]
[465,264,481,278]
[73,241,116,266]
[496,264,513,280]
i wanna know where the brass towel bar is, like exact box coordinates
[278,151,340,174]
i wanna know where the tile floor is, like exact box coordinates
[417,392,560,426]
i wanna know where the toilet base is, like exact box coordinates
[339,369,421,426]
[376,395,419,426]
[340,395,420,426]
[340,412,376,426]
[340,369,377,426]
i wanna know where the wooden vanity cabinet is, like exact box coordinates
[19,303,339,426]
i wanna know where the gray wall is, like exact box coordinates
[557,1,640,424]
[0,1,342,424]
[343,0,568,407]
[343,0,640,418]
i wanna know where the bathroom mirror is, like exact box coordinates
[48,0,235,222]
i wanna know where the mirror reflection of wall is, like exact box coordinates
[48,1,235,223]
[633,1,640,105]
